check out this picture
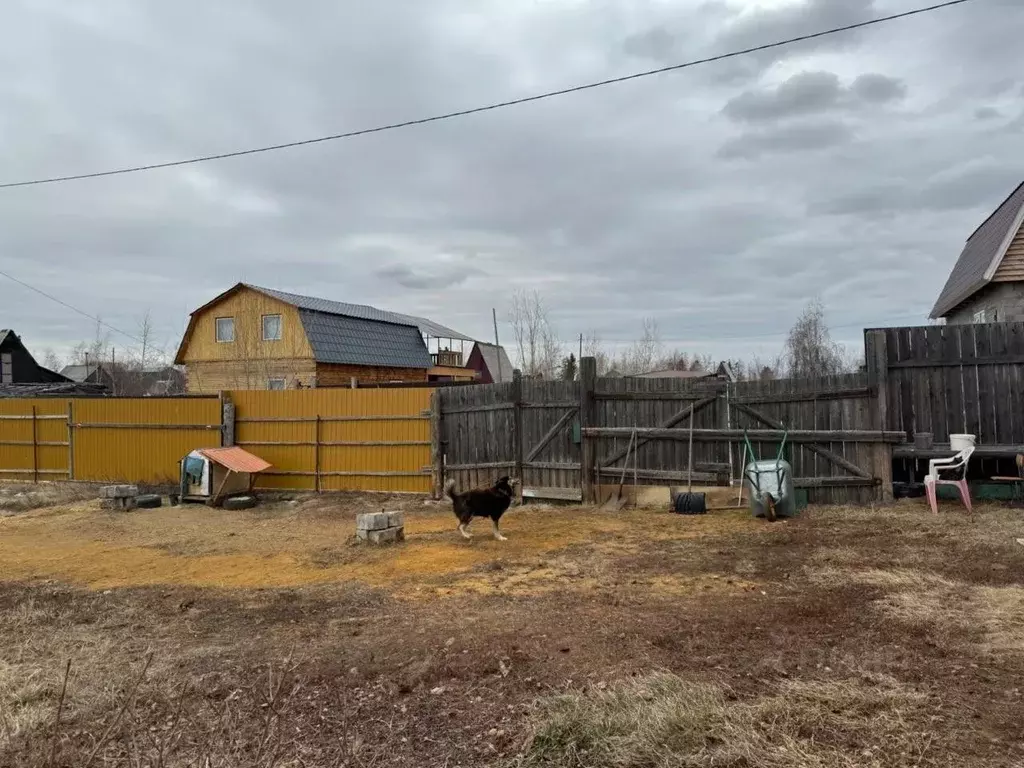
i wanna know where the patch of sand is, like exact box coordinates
[0,500,763,594]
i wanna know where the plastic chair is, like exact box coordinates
[923,447,974,515]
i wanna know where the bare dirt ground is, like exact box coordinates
[1,483,1023,767]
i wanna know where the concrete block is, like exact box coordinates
[357,526,404,544]
[356,512,390,531]
[100,484,138,499]
[385,511,404,528]
[367,527,403,545]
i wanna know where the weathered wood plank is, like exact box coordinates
[584,428,905,443]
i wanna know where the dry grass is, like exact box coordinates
[0,482,98,514]
[2,491,1024,766]
[513,671,935,768]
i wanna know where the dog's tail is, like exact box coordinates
[444,478,458,500]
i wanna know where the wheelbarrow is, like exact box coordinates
[741,428,795,521]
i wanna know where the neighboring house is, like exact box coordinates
[60,362,183,395]
[632,361,735,382]
[465,342,514,384]
[174,283,478,392]
[0,330,71,385]
[930,180,1024,323]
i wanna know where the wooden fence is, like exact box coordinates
[866,322,1024,461]
[0,389,432,493]
[436,361,901,505]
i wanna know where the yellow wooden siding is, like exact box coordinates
[186,358,317,394]
[72,398,222,484]
[992,223,1024,282]
[231,388,432,493]
[0,399,71,481]
[180,287,314,365]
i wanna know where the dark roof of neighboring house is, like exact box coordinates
[633,368,713,379]
[930,181,1024,319]
[0,329,11,347]
[247,285,476,342]
[471,342,515,383]
[60,363,102,382]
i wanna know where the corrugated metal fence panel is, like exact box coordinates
[231,388,431,493]
[72,398,222,484]
[0,399,70,480]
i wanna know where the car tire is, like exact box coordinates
[223,495,257,510]
[136,494,162,509]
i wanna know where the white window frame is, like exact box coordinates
[267,377,286,390]
[973,309,988,323]
[1,352,12,383]
[262,313,282,341]
[215,316,235,343]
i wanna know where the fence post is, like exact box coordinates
[866,330,893,502]
[66,400,75,481]
[314,415,322,493]
[31,405,38,484]
[511,369,523,503]
[580,356,597,504]
[430,388,444,500]
[220,393,235,447]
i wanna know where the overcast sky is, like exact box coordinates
[2,0,1022,367]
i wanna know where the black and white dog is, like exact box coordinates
[444,476,519,541]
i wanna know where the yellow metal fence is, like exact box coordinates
[0,389,432,493]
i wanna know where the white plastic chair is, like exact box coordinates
[923,447,974,515]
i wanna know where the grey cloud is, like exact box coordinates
[974,106,1002,120]
[723,71,905,123]
[717,120,855,160]
[1,0,1023,364]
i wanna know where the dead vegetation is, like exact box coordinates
[0,490,1022,766]
[0,482,98,514]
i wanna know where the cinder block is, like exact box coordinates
[366,527,403,545]
[385,511,404,528]
[100,484,138,499]
[101,496,136,511]
[356,512,389,531]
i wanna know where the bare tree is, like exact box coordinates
[508,290,562,379]
[614,317,663,375]
[41,349,63,373]
[784,298,848,378]
[582,331,611,375]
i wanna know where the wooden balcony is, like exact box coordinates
[431,350,463,368]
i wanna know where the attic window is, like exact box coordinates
[1,353,11,383]
[267,378,286,390]
[215,317,235,343]
[262,314,282,341]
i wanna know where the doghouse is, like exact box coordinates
[179,446,272,505]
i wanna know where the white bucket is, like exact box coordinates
[950,433,976,452]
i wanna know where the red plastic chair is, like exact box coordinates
[923,447,974,515]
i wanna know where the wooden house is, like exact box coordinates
[174,283,477,392]
[0,330,71,386]
[930,180,1024,323]
[465,342,515,384]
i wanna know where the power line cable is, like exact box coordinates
[0,0,977,190]
[0,268,147,348]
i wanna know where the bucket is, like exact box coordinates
[950,434,976,452]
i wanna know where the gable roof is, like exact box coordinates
[471,342,515,383]
[174,283,435,369]
[0,329,11,347]
[247,285,476,341]
[930,181,1024,319]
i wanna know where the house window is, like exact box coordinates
[267,378,286,390]
[973,309,988,323]
[1,353,11,383]
[262,314,282,341]
[215,316,235,342]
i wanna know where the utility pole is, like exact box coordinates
[492,308,503,383]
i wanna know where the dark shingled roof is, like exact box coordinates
[247,285,475,342]
[297,309,431,368]
[930,181,1024,319]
